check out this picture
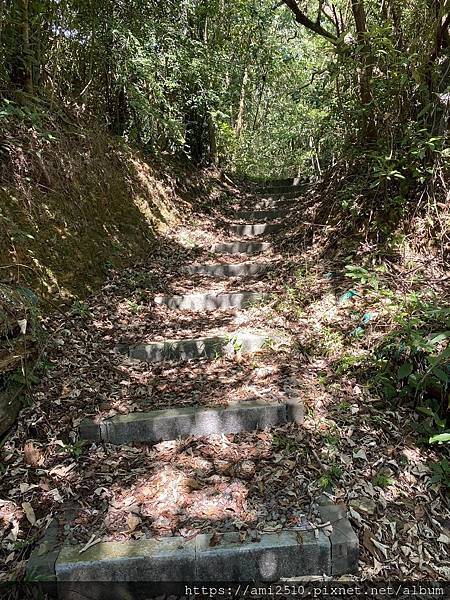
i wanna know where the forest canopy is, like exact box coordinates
[1,0,449,179]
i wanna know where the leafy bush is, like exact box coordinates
[364,293,449,445]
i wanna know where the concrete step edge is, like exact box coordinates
[210,241,272,254]
[28,499,358,586]
[234,208,292,221]
[252,199,297,209]
[227,223,284,237]
[184,261,271,277]
[116,331,285,363]
[79,400,304,444]
[153,291,269,311]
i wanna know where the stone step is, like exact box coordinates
[264,177,304,187]
[253,197,298,210]
[154,291,267,311]
[80,401,292,444]
[234,208,290,221]
[257,187,304,197]
[210,241,272,254]
[185,261,269,277]
[28,498,358,587]
[227,222,283,237]
[117,330,277,363]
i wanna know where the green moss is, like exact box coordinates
[0,125,195,303]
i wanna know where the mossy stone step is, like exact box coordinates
[253,197,298,210]
[80,401,290,444]
[55,530,330,583]
[185,261,269,277]
[210,241,272,254]
[154,291,267,311]
[116,330,278,363]
[28,498,358,589]
[227,222,283,237]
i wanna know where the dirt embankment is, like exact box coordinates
[0,110,224,435]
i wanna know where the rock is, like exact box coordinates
[349,496,376,516]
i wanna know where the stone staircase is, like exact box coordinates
[28,179,358,590]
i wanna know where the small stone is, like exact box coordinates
[349,496,376,516]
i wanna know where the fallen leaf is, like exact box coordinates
[21,502,36,525]
[126,513,141,532]
[7,520,19,542]
[363,529,380,558]
[209,531,222,547]
[349,496,376,516]
[437,533,450,544]
[79,534,102,554]
[23,443,44,468]
[17,319,27,334]
[371,538,390,559]
[353,449,367,460]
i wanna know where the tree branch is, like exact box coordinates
[282,0,338,41]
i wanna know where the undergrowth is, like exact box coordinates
[275,244,449,488]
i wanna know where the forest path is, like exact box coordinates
[24,179,359,584]
[1,180,447,585]
[80,183,305,443]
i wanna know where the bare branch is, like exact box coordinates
[282,0,338,41]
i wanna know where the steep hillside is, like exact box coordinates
[0,109,225,436]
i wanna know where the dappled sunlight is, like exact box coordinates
[39,429,314,546]
[1,0,449,583]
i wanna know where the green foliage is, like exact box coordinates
[318,464,342,489]
[71,300,92,318]
[2,0,450,184]
[371,296,449,405]
[429,433,450,444]
[353,290,450,451]
[56,439,87,460]
[345,265,379,290]
[272,433,301,454]
[372,471,395,489]
[429,459,450,489]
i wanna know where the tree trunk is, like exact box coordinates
[208,112,218,165]
[9,0,34,94]
[351,0,375,141]
[235,67,248,138]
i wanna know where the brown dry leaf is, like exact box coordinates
[23,443,44,468]
[208,531,222,547]
[185,477,203,491]
[79,534,102,554]
[414,505,426,519]
[349,496,376,516]
[126,513,141,532]
[6,521,19,542]
[60,385,71,398]
[21,502,36,526]
[363,528,381,559]
[371,538,390,559]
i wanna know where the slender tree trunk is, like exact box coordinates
[208,112,218,165]
[351,0,375,141]
[9,0,34,94]
[235,67,248,138]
